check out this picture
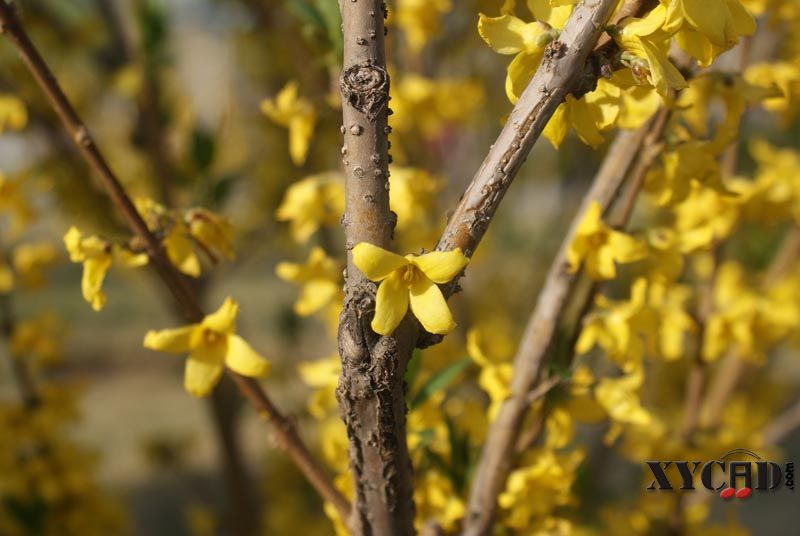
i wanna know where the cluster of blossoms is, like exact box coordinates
[0,97,128,536]
[281,0,800,533]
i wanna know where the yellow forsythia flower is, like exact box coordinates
[276,247,342,316]
[467,323,514,420]
[261,81,316,166]
[12,241,58,289]
[351,243,469,335]
[0,257,13,294]
[298,355,341,419]
[616,5,688,95]
[394,0,451,55]
[276,172,344,244]
[143,297,270,397]
[63,227,148,311]
[567,201,645,280]
[543,78,621,148]
[0,94,27,132]
[664,0,756,65]
[594,367,652,427]
[0,172,34,233]
[185,208,235,261]
[477,12,552,104]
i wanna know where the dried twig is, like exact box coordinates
[0,1,350,521]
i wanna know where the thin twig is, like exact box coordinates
[0,1,350,520]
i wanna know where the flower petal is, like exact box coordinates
[143,325,196,354]
[203,297,239,333]
[352,242,408,281]
[295,280,340,316]
[371,272,409,335]
[82,255,112,311]
[478,14,529,55]
[225,334,270,378]
[184,352,225,397]
[409,277,455,335]
[411,249,469,284]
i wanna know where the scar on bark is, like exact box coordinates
[340,60,390,121]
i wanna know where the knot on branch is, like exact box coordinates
[340,60,389,121]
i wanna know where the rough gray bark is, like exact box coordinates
[436,0,619,259]
[336,1,416,534]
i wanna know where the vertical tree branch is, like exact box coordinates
[336,1,417,534]
[0,1,350,521]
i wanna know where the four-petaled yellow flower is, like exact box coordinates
[261,81,316,166]
[567,201,645,280]
[276,247,342,316]
[275,172,345,244]
[64,226,148,311]
[143,297,270,397]
[352,243,469,336]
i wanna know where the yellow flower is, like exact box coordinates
[673,185,738,252]
[595,367,652,427]
[477,12,553,103]
[614,69,662,130]
[276,247,342,316]
[0,257,13,294]
[351,243,469,335]
[0,172,34,233]
[136,198,202,277]
[276,172,344,243]
[567,201,645,280]
[543,78,622,148]
[0,94,27,132]
[394,0,451,55]
[390,74,484,146]
[64,227,148,311]
[389,167,441,233]
[664,0,756,62]
[467,322,514,420]
[12,241,58,289]
[576,278,650,369]
[143,297,270,397]
[499,447,584,528]
[185,208,235,261]
[11,313,65,366]
[745,61,800,127]
[298,355,341,419]
[164,221,201,277]
[616,5,688,95]
[261,81,316,166]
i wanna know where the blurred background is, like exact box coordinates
[0,0,799,535]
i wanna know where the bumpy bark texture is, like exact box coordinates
[336,1,416,535]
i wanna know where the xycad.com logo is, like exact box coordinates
[645,449,795,500]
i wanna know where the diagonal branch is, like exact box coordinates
[461,107,668,536]
[437,0,623,259]
[0,0,350,521]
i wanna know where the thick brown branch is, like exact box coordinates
[0,1,349,521]
[336,1,415,534]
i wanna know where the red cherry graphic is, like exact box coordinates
[735,487,752,499]
[720,487,736,499]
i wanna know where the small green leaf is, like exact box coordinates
[191,128,215,172]
[404,349,423,390]
[409,357,472,410]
